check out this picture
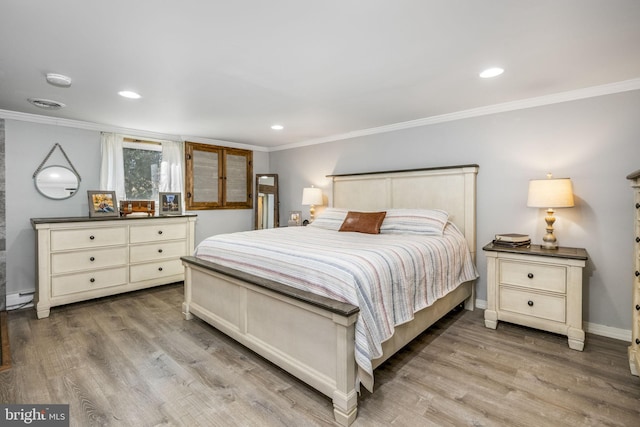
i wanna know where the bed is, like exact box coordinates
[181,164,479,425]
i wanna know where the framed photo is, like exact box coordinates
[288,210,301,227]
[159,192,182,215]
[87,191,119,218]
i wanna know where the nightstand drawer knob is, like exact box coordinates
[636,305,640,311]
[90,278,95,283]
[527,300,534,307]
[636,271,640,277]
[527,273,534,279]
[636,203,640,209]
[90,257,95,262]
[636,237,640,243]
[636,339,640,345]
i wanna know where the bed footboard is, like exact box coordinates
[182,256,360,426]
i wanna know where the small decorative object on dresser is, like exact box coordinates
[159,192,182,216]
[626,169,640,376]
[120,200,155,217]
[288,211,301,226]
[483,242,588,350]
[87,191,119,217]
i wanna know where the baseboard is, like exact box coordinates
[584,321,632,342]
[6,291,35,311]
[474,298,631,343]
[5,293,632,342]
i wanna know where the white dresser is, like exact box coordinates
[627,169,640,376]
[483,242,588,350]
[31,215,197,319]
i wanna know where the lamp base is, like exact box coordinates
[541,208,559,249]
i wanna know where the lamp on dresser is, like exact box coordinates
[301,186,323,223]
[527,173,575,249]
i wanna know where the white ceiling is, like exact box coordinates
[1,1,639,149]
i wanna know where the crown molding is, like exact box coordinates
[271,78,640,151]
[3,78,639,153]
[0,109,269,152]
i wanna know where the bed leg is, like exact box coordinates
[182,302,193,320]
[332,390,358,426]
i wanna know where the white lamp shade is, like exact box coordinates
[527,178,575,208]
[301,187,323,205]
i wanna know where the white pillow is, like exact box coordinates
[379,209,449,235]
[308,208,349,231]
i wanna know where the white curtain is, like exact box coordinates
[159,140,184,193]
[99,132,126,202]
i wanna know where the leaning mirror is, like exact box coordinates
[34,165,80,200]
[255,174,279,229]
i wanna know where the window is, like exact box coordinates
[184,142,253,210]
[99,133,184,206]
[122,139,162,200]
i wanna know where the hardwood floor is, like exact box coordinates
[1,283,638,426]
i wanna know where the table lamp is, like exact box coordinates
[527,173,574,249]
[301,186,323,223]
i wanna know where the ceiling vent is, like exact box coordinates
[27,98,66,109]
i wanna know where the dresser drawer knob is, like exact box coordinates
[527,300,534,307]
[90,257,95,262]
[90,278,95,283]
[527,273,534,279]
[636,237,640,243]
[637,339,640,345]
[636,271,640,277]
[636,203,640,209]
[89,235,95,240]
[636,305,640,311]
[158,267,163,271]
[158,230,163,235]
[158,249,163,253]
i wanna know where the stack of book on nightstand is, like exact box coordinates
[493,233,531,248]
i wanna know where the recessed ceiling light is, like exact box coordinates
[479,67,504,78]
[46,73,72,87]
[271,124,284,130]
[118,90,141,99]
[27,98,65,109]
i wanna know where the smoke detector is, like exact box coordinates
[46,73,72,87]
[27,98,66,109]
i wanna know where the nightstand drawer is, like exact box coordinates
[499,286,566,323]
[500,260,566,293]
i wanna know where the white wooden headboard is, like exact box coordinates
[331,164,479,257]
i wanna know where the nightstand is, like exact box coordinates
[483,243,588,351]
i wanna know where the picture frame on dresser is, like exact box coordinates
[159,192,182,216]
[87,191,119,218]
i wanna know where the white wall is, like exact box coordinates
[4,120,268,300]
[270,90,640,334]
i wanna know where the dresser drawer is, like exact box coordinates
[130,241,187,263]
[129,223,187,243]
[499,286,566,323]
[130,259,184,282]
[500,260,566,293]
[51,227,127,251]
[51,247,128,274]
[52,267,128,297]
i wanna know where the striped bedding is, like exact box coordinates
[193,223,478,389]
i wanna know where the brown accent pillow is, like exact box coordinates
[339,211,387,234]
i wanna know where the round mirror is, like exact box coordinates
[34,165,80,200]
